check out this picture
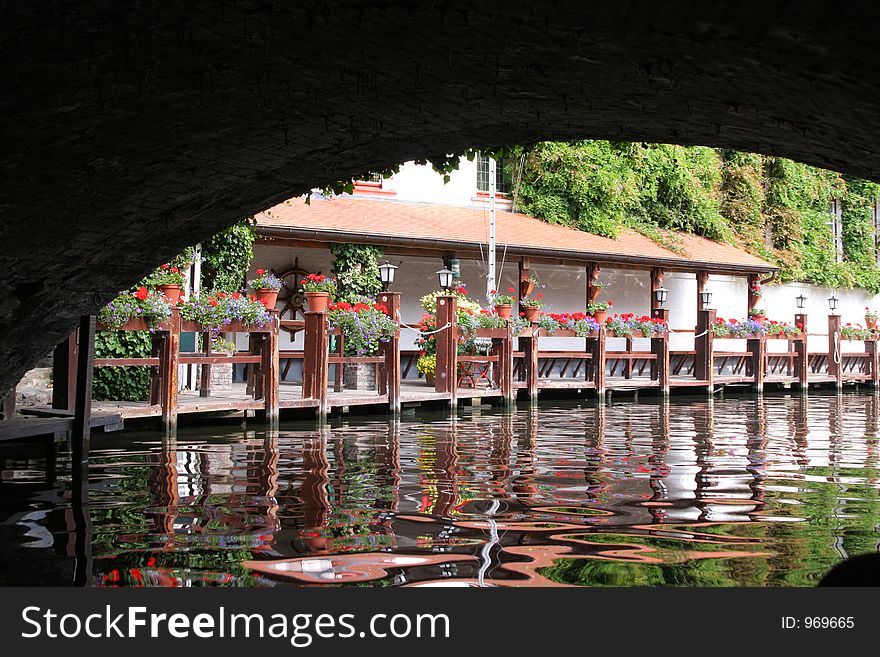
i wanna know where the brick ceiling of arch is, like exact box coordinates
[1,0,879,393]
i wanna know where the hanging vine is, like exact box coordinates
[330,243,384,301]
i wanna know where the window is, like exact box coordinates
[829,199,843,263]
[476,154,511,195]
[355,172,383,188]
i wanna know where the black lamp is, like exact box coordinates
[654,287,669,307]
[795,293,807,310]
[828,293,839,312]
[699,289,713,309]
[378,261,398,291]
[437,268,455,290]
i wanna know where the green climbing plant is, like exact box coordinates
[201,220,256,293]
[330,243,384,301]
[92,330,152,401]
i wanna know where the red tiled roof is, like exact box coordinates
[255,196,776,272]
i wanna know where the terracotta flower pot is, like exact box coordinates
[255,288,279,309]
[523,306,541,322]
[866,317,877,329]
[592,309,607,324]
[425,372,435,386]
[495,303,512,318]
[521,281,536,296]
[750,314,766,323]
[305,291,330,312]
[157,284,183,306]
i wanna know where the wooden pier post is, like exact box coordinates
[828,314,842,388]
[500,319,515,405]
[434,295,458,407]
[158,309,180,430]
[263,310,280,424]
[199,330,213,397]
[794,313,809,390]
[2,387,15,420]
[72,315,96,470]
[522,330,539,402]
[52,331,78,411]
[303,310,329,417]
[694,309,716,388]
[378,292,402,413]
[594,327,607,394]
[651,308,670,394]
[747,336,765,392]
[867,335,879,388]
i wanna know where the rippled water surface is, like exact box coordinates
[2,392,880,586]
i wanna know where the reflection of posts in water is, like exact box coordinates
[582,402,606,500]
[487,410,514,500]
[260,431,281,536]
[647,399,671,521]
[146,435,181,551]
[827,392,843,470]
[791,394,810,467]
[299,431,331,551]
[374,420,401,513]
[866,395,879,483]
[431,417,460,517]
[513,405,540,505]
[71,314,95,587]
[693,399,714,523]
[745,396,768,508]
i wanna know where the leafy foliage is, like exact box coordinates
[330,243,383,301]
[92,331,152,401]
[201,220,256,293]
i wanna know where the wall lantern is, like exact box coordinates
[444,255,461,279]
[795,293,807,310]
[654,287,669,307]
[437,268,455,291]
[378,261,398,291]
[699,289,713,309]
[828,293,839,312]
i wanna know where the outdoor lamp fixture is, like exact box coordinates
[654,287,669,308]
[699,289,713,309]
[795,293,807,310]
[378,261,398,291]
[828,293,839,312]
[437,268,455,291]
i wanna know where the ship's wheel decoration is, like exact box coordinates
[275,258,322,330]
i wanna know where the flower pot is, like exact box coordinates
[304,291,330,312]
[867,318,877,329]
[157,284,183,306]
[343,362,377,391]
[495,304,512,318]
[592,309,607,324]
[425,372,435,386]
[255,288,279,309]
[521,281,536,297]
[750,314,766,323]
[522,306,541,322]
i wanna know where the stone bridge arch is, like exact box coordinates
[2,0,879,393]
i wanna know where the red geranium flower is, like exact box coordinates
[507,287,515,293]
[256,269,266,275]
[135,286,149,301]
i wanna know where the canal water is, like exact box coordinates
[1,392,878,586]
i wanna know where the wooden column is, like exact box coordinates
[52,331,78,411]
[747,273,761,313]
[586,264,602,307]
[650,268,665,315]
[522,332,539,401]
[159,310,180,430]
[747,337,765,392]
[500,319,515,405]
[867,336,879,388]
[378,291,402,413]
[594,327,607,393]
[828,314,842,388]
[2,387,14,420]
[696,271,710,315]
[303,310,329,417]
[794,313,809,390]
[262,310,280,423]
[518,257,532,313]
[199,330,212,397]
[72,315,96,469]
[651,308,670,394]
[434,296,458,407]
[694,309,716,386]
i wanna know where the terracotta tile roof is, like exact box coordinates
[255,196,776,272]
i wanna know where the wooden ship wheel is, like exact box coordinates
[275,258,322,331]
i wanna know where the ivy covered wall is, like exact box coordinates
[508,142,880,293]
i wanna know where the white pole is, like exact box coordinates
[487,157,497,298]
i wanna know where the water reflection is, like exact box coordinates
[1,392,879,586]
